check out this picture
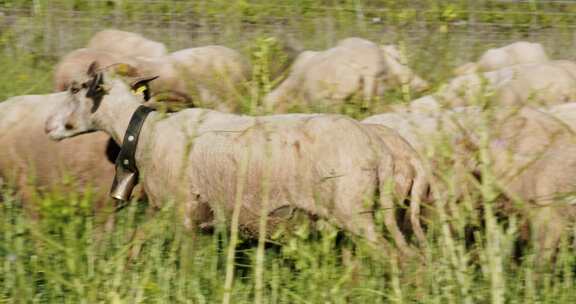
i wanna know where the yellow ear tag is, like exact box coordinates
[132,86,147,97]
[116,63,130,76]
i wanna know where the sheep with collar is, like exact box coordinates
[45,64,419,255]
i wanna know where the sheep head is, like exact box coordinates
[45,61,158,141]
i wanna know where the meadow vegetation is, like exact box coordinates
[1,1,576,303]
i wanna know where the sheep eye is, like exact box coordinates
[70,87,80,94]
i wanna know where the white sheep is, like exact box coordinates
[0,92,116,214]
[53,48,128,91]
[264,37,429,112]
[364,105,576,261]
[454,41,549,75]
[87,29,167,58]
[437,62,576,107]
[44,65,420,254]
[132,45,251,111]
[54,46,250,111]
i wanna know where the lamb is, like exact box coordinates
[44,64,420,254]
[454,41,549,75]
[264,37,428,112]
[86,29,167,58]
[0,93,116,214]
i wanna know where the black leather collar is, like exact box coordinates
[110,105,155,206]
[116,105,154,172]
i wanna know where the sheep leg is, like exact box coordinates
[362,75,378,109]
[177,193,214,233]
[329,171,394,255]
[181,199,199,232]
[377,159,413,256]
[18,175,40,220]
[338,210,394,254]
[409,162,429,246]
[531,206,566,263]
[380,180,413,255]
[127,207,159,262]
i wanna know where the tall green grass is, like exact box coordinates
[1,180,575,302]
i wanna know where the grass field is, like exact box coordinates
[1,1,576,303]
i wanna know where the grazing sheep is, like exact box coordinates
[486,106,576,260]
[262,50,320,111]
[54,46,250,110]
[133,45,251,110]
[493,62,576,106]
[0,93,116,214]
[363,124,431,245]
[87,29,167,58]
[438,62,576,107]
[454,41,549,75]
[53,48,129,91]
[362,108,465,153]
[364,105,576,260]
[362,108,481,249]
[363,106,483,205]
[435,68,515,107]
[264,37,428,112]
[44,65,418,254]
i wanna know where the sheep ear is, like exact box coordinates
[87,72,105,113]
[87,61,99,77]
[130,76,159,101]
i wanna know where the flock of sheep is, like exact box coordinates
[3,29,576,260]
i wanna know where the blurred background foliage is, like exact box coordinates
[2,1,576,99]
